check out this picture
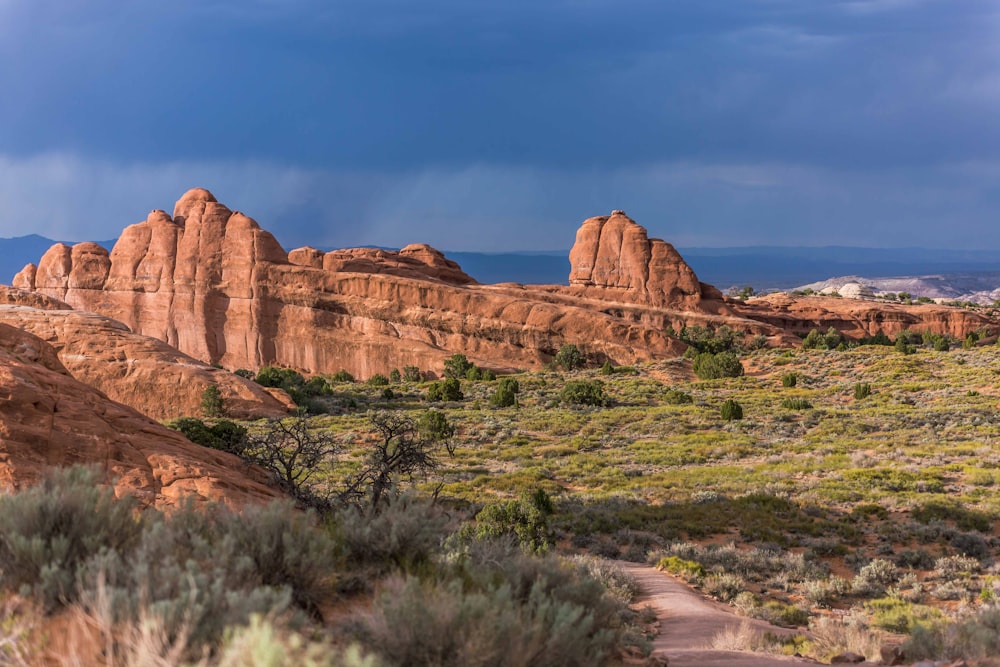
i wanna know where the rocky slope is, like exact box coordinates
[0,287,291,420]
[0,322,280,509]
[12,190,995,377]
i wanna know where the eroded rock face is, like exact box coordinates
[16,190,710,375]
[0,287,289,420]
[0,322,280,509]
[734,293,994,340]
[568,210,722,308]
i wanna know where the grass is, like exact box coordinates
[158,343,1000,657]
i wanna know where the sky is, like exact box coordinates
[1,0,1000,251]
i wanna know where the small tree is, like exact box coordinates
[341,411,453,510]
[243,414,340,510]
[427,378,463,402]
[490,376,520,408]
[692,351,744,380]
[200,385,224,418]
[554,344,584,371]
[473,489,554,552]
[389,369,401,383]
[402,366,423,382]
[720,399,743,421]
[367,373,390,386]
[560,379,606,406]
[443,353,474,379]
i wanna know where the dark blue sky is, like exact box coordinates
[2,0,999,251]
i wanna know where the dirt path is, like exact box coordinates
[620,562,818,667]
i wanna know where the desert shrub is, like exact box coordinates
[704,574,745,602]
[679,325,739,354]
[216,617,381,667]
[256,366,306,391]
[807,615,884,663]
[78,500,336,654]
[895,336,916,355]
[465,366,496,381]
[599,361,615,375]
[336,495,449,573]
[201,385,224,417]
[234,368,256,380]
[663,389,693,405]
[780,397,812,410]
[427,378,463,402]
[866,597,944,634]
[0,467,144,610]
[904,606,1000,661]
[853,382,872,400]
[471,490,554,553]
[367,374,390,387]
[389,369,401,383]
[555,344,585,371]
[933,555,981,580]
[852,559,899,597]
[490,377,520,408]
[167,417,247,454]
[781,372,797,387]
[656,556,705,582]
[730,593,809,627]
[560,380,606,407]
[803,327,844,350]
[355,552,624,667]
[858,332,893,346]
[568,557,639,606]
[692,351,744,380]
[443,354,474,379]
[401,366,423,383]
[331,369,355,383]
[912,500,991,532]
[720,399,744,421]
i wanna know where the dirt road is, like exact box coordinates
[620,562,820,667]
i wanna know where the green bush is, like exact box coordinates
[866,598,944,634]
[781,398,812,410]
[336,495,449,572]
[692,351,744,380]
[367,374,390,387]
[560,380,606,407]
[389,369,401,383]
[555,344,585,371]
[490,376,520,408]
[201,385,224,417]
[720,399,743,421]
[443,354,474,379]
[655,556,705,582]
[472,490,554,553]
[663,389,693,405]
[331,369,356,383]
[427,378,463,402]
[167,417,248,454]
[854,382,872,400]
[781,372,797,387]
[402,366,423,383]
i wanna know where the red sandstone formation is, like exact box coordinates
[13,191,712,375]
[567,210,726,309]
[0,287,290,420]
[0,322,280,509]
[12,191,995,376]
[733,293,993,341]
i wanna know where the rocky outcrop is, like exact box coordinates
[0,322,280,509]
[0,287,290,420]
[16,191,724,376]
[735,293,994,340]
[568,210,726,309]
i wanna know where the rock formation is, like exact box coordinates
[16,192,727,375]
[13,191,995,376]
[568,210,725,309]
[0,287,290,420]
[734,293,992,340]
[0,322,280,509]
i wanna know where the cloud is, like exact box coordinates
[2,152,1000,252]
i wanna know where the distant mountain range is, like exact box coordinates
[3,235,999,296]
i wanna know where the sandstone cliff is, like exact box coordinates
[0,322,280,509]
[15,191,721,375]
[0,287,290,420]
[13,191,995,375]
